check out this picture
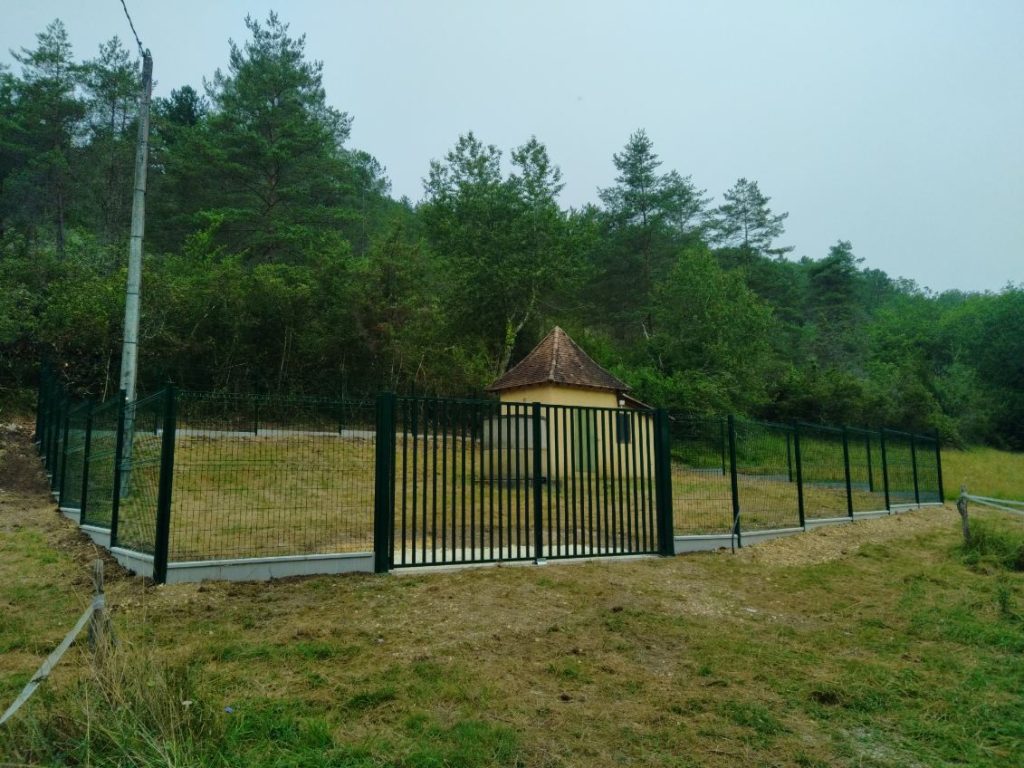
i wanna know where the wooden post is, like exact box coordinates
[957,486,971,545]
[88,559,112,657]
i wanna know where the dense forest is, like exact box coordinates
[1,16,1021,448]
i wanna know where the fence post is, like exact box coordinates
[727,415,741,548]
[34,363,46,448]
[531,402,545,562]
[57,404,71,503]
[793,423,805,528]
[910,432,920,507]
[865,433,874,492]
[37,375,49,456]
[842,426,854,518]
[110,390,128,549]
[653,409,675,556]
[79,401,95,525]
[373,392,396,574]
[47,394,62,479]
[57,405,72,501]
[153,385,177,584]
[880,429,891,511]
[934,429,945,503]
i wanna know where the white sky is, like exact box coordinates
[4,1,1022,293]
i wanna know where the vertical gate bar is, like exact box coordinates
[626,415,634,552]
[639,412,652,551]
[513,403,520,558]
[793,423,806,528]
[545,405,553,555]
[532,402,544,561]
[551,405,561,555]
[110,390,128,549]
[934,429,944,502]
[842,426,854,518]
[488,403,495,558]
[593,409,603,552]
[652,409,674,556]
[468,403,476,561]
[569,409,577,552]
[910,432,920,506]
[79,401,95,525]
[401,398,409,566]
[728,415,741,548]
[497,403,504,558]
[599,410,610,552]
[460,402,467,559]
[584,410,593,554]
[373,392,395,573]
[441,400,448,561]
[430,400,438,562]
[421,398,428,564]
[880,429,891,511]
[615,410,626,552]
[153,385,178,585]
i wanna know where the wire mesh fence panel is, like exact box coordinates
[733,419,801,531]
[913,435,942,503]
[59,403,90,511]
[798,424,850,520]
[391,398,659,567]
[116,391,166,555]
[81,397,121,529]
[883,430,917,506]
[667,415,733,534]
[169,392,376,561]
[846,428,888,513]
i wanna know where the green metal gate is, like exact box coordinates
[387,397,667,567]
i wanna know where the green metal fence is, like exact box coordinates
[168,390,377,562]
[33,363,947,583]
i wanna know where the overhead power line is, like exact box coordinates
[119,0,145,53]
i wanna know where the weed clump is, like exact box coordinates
[960,519,1024,572]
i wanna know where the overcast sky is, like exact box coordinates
[4,1,1022,293]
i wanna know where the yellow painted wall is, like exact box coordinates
[483,385,655,480]
[497,384,619,409]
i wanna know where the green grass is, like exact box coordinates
[4,505,1024,766]
[961,517,1024,572]
[942,446,1024,501]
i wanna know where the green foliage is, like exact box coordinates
[0,15,1021,449]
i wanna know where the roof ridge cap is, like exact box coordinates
[549,327,560,381]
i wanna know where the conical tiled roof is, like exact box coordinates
[486,327,630,393]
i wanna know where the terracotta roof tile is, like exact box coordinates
[486,327,630,393]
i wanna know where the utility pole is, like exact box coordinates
[119,50,152,403]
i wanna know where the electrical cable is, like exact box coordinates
[119,0,145,54]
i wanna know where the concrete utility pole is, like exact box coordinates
[119,50,153,403]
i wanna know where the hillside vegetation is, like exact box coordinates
[1,15,1022,452]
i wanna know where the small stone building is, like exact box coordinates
[482,327,653,479]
